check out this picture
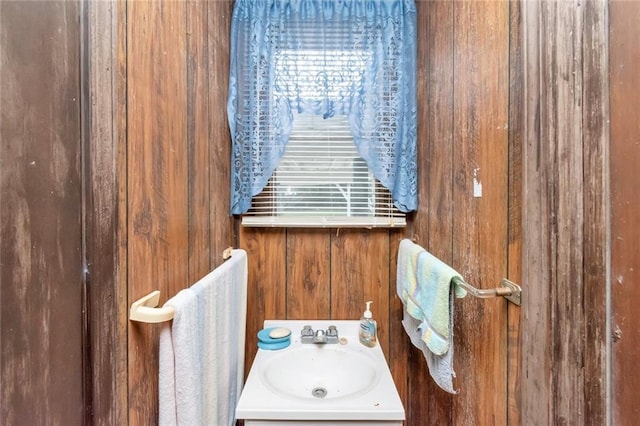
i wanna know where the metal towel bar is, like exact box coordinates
[453,277,521,306]
[129,247,235,323]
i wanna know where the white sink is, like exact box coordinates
[261,343,379,400]
[236,320,405,424]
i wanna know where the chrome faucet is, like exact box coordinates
[313,329,328,344]
[301,325,339,344]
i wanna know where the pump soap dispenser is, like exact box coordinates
[359,301,378,347]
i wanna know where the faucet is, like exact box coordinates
[313,329,328,344]
[301,325,339,344]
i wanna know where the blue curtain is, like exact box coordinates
[228,0,417,215]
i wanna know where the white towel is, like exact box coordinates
[159,289,200,425]
[159,249,248,426]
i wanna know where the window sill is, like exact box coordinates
[241,216,406,229]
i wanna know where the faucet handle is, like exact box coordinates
[301,325,314,337]
[326,325,338,337]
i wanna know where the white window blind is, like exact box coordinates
[242,114,406,228]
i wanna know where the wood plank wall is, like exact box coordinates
[610,1,640,423]
[239,1,521,425]
[84,1,129,423]
[507,0,524,423]
[521,0,609,424]
[89,0,526,423]
[0,1,85,423]
[7,0,637,424]
[123,1,235,423]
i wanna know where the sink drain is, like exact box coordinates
[311,387,328,399]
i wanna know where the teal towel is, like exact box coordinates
[414,251,465,355]
[396,239,425,320]
[397,239,468,392]
[397,239,467,354]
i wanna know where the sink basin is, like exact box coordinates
[236,320,405,423]
[260,343,379,400]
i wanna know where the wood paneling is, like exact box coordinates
[10,0,630,422]
[286,230,331,319]
[582,1,609,423]
[240,2,519,424]
[610,1,640,423]
[123,0,235,422]
[387,229,408,409]
[187,0,213,283]
[81,0,522,423]
[521,0,609,423]
[412,0,456,422]
[0,1,84,423]
[521,0,552,421]
[127,1,189,422]
[83,0,128,424]
[507,0,524,423]
[208,0,235,279]
[83,0,524,422]
[240,227,287,376]
[452,1,509,424]
[331,230,391,354]
[239,229,393,360]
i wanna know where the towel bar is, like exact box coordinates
[453,277,521,306]
[129,247,236,323]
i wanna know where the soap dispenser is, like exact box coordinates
[359,301,378,347]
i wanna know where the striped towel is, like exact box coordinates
[159,249,248,425]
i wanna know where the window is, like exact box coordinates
[243,114,405,227]
[228,0,418,226]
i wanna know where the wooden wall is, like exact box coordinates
[240,1,521,425]
[122,0,236,423]
[106,0,633,423]
[520,0,609,424]
[9,0,637,424]
[84,0,516,423]
[0,1,84,423]
[610,1,640,423]
[84,1,128,423]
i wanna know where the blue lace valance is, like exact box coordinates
[228,0,417,215]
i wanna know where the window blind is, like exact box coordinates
[243,114,406,228]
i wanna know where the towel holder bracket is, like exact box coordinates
[500,279,521,306]
[129,290,176,323]
[453,277,522,306]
